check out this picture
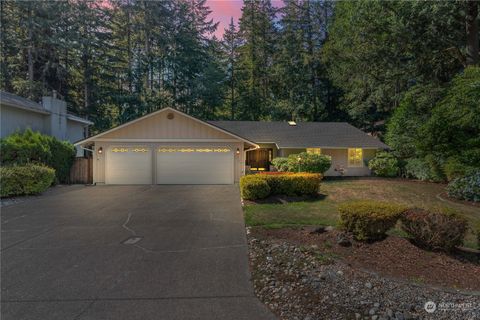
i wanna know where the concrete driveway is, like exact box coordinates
[1,185,276,320]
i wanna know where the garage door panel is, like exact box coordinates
[156,151,234,185]
[106,147,152,184]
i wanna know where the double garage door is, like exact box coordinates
[105,145,234,185]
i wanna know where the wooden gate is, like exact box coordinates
[69,157,93,184]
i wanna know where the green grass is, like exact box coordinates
[244,178,480,248]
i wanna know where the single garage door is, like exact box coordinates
[156,147,234,184]
[106,146,152,184]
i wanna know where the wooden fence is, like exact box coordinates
[69,157,93,184]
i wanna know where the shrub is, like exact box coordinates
[240,173,322,200]
[0,164,55,197]
[476,222,480,250]
[0,129,75,183]
[400,208,468,251]
[271,157,289,172]
[240,176,271,200]
[368,152,399,177]
[446,171,480,202]
[443,157,472,181]
[404,158,433,181]
[287,152,332,173]
[338,200,406,241]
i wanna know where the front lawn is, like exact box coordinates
[243,178,480,248]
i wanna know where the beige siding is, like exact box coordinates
[102,110,233,140]
[279,148,305,157]
[322,148,376,176]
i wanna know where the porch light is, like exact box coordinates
[236,148,240,155]
[98,147,103,154]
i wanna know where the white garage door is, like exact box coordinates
[156,147,234,184]
[106,146,152,184]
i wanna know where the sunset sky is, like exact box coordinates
[207,0,283,38]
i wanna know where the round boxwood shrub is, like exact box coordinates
[240,176,271,200]
[400,208,468,251]
[446,170,480,202]
[287,152,332,173]
[338,200,406,241]
[271,157,289,172]
[0,164,56,197]
[367,152,399,177]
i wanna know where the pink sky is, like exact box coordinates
[207,0,283,38]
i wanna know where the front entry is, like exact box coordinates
[246,148,272,171]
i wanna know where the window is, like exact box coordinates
[348,148,363,167]
[306,148,321,155]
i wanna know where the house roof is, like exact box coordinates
[209,121,389,149]
[74,107,258,148]
[1,91,93,125]
[0,91,50,115]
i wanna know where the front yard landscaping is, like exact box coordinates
[244,178,480,320]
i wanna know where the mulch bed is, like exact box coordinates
[437,191,480,207]
[251,227,480,292]
[243,193,326,205]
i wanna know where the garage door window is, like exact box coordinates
[158,147,231,153]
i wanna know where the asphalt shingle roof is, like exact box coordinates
[209,121,389,149]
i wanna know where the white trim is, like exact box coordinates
[94,138,244,143]
[75,107,258,148]
[67,114,93,125]
[280,146,381,150]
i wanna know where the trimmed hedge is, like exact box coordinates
[338,200,406,241]
[400,208,468,251]
[240,173,322,200]
[0,164,55,197]
[240,176,271,200]
[368,152,399,177]
[0,129,75,183]
[446,170,480,202]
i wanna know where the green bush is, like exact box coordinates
[404,158,433,181]
[0,129,75,183]
[368,152,399,177]
[240,176,271,200]
[443,157,472,181]
[338,200,406,241]
[286,152,332,173]
[0,164,55,197]
[446,171,480,202]
[271,157,289,172]
[475,222,480,250]
[240,173,322,200]
[400,208,468,251]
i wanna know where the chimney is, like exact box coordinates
[42,95,67,140]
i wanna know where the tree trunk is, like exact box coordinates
[466,1,479,66]
[27,6,34,98]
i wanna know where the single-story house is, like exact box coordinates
[0,91,93,156]
[75,107,388,185]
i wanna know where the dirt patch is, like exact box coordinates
[251,227,480,292]
[244,193,326,205]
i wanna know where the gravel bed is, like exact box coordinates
[247,229,480,320]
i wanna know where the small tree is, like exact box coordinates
[368,152,399,177]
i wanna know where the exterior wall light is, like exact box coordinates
[98,147,103,154]
[236,148,240,155]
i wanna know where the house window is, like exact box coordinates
[306,148,321,154]
[348,148,363,167]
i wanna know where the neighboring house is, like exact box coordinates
[0,91,93,156]
[75,107,388,185]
